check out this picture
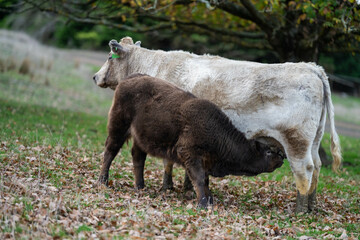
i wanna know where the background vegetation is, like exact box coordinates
[1,0,360,78]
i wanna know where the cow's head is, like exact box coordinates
[93,37,141,90]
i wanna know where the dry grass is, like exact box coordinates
[18,57,31,75]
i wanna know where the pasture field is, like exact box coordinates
[0,30,359,239]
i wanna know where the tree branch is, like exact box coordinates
[239,0,274,35]
[142,14,265,39]
[209,0,254,20]
[23,0,172,33]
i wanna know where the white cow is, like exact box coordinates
[93,37,342,213]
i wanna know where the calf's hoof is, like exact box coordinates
[136,182,145,190]
[197,196,213,209]
[161,180,174,191]
[98,175,109,186]
[162,173,174,191]
[183,182,193,192]
[161,185,175,192]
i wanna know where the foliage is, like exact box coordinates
[2,0,359,62]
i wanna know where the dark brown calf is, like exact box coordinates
[99,74,284,207]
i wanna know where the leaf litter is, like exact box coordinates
[0,139,359,239]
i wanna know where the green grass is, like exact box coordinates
[0,70,112,116]
[0,99,107,150]
[332,94,360,107]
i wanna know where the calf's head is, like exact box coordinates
[93,37,141,89]
[248,141,284,174]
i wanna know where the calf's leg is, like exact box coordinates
[162,159,174,190]
[183,172,194,191]
[184,160,211,208]
[204,174,213,204]
[99,113,130,185]
[131,143,147,189]
[99,133,128,185]
[162,160,194,192]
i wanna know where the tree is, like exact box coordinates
[3,0,359,63]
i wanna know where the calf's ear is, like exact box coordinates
[252,141,267,152]
[135,41,141,47]
[109,39,128,55]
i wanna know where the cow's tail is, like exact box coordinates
[318,66,342,172]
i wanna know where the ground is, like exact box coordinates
[0,30,359,239]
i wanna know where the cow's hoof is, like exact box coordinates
[308,189,317,212]
[295,191,309,214]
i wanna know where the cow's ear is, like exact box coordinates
[109,39,128,55]
[135,41,141,47]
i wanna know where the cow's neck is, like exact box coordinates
[126,47,190,88]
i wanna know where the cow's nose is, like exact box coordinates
[93,75,97,83]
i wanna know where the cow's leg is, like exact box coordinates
[162,159,174,191]
[280,128,315,213]
[308,144,321,211]
[290,151,315,213]
[131,142,147,189]
[99,130,129,185]
[308,114,325,211]
[162,160,194,191]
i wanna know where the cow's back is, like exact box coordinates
[180,60,325,140]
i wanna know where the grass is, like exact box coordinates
[331,94,360,125]
[332,94,360,107]
[0,30,359,239]
[0,99,107,150]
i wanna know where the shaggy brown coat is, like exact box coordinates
[99,74,284,207]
